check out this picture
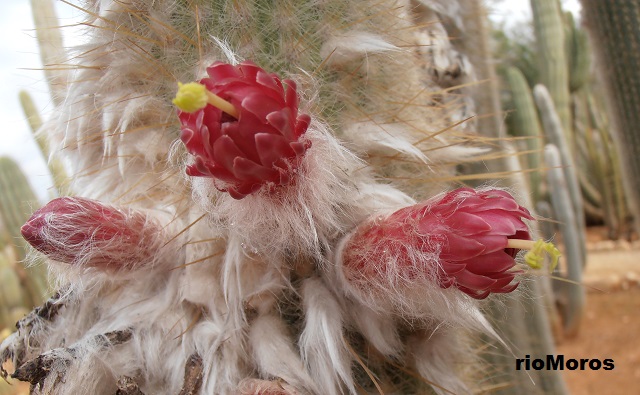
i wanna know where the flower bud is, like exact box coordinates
[341,188,533,299]
[21,197,161,269]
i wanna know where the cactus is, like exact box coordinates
[530,0,572,138]
[18,90,69,195]
[534,84,587,265]
[30,0,67,105]
[581,0,640,235]
[545,144,586,336]
[0,247,27,332]
[0,157,49,306]
[564,11,590,93]
[0,157,40,254]
[506,67,544,201]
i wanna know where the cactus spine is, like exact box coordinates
[581,0,640,235]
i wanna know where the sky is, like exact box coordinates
[0,0,581,203]
[0,1,82,202]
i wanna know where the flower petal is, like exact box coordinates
[255,133,295,167]
[213,135,246,173]
[464,250,516,274]
[440,233,486,260]
[454,270,497,291]
[232,157,279,182]
[447,212,492,236]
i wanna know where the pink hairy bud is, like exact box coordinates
[21,197,161,269]
[175,61,312,199]
[342,188,534,299]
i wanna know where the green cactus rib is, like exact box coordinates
[545,144,585,337]
[19,90,69,194]
[530,0,572,139]
[506,66,544,201]
[581,0,640,235]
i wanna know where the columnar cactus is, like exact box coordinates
[0,247,29,332]
[544,144,585,336]
[581,0,640,235]
[19,90,69,194]
[530,0,572,137]
[534,84,587,265]
[506,67,544,201]
[1,1,561,394]
[0,157,48,307]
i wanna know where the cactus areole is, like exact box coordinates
[174,61,312,199]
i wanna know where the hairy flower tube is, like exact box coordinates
[174,61,312,199]
[21,197,161,269]
[341,188,536,299]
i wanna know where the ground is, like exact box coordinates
[557,288,640,394]
[555,227,640,395]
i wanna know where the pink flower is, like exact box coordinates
[21,197,159,269]
[176,61,312,199]
[341,188,533,299]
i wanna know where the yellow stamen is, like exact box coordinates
[506,238,561,272]
[173,82,239,118]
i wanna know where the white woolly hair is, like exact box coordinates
[190,121,368,258]
[331,228,503,338]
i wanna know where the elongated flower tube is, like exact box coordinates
[341,188,535,299]
[21,197,162,269]
[174,61,312,199]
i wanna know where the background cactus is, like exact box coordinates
[544,144,586,337]
[0,247,29,332]
[580,0,640,236]
[530,0,572,137]
[534,84,587,265]
[0,157,48,308]
[18,91,69,195]
[505,66,544,201]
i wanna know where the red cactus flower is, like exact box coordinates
[174,61,312,199]
[341,188,534,299]
[21,197,160,268]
